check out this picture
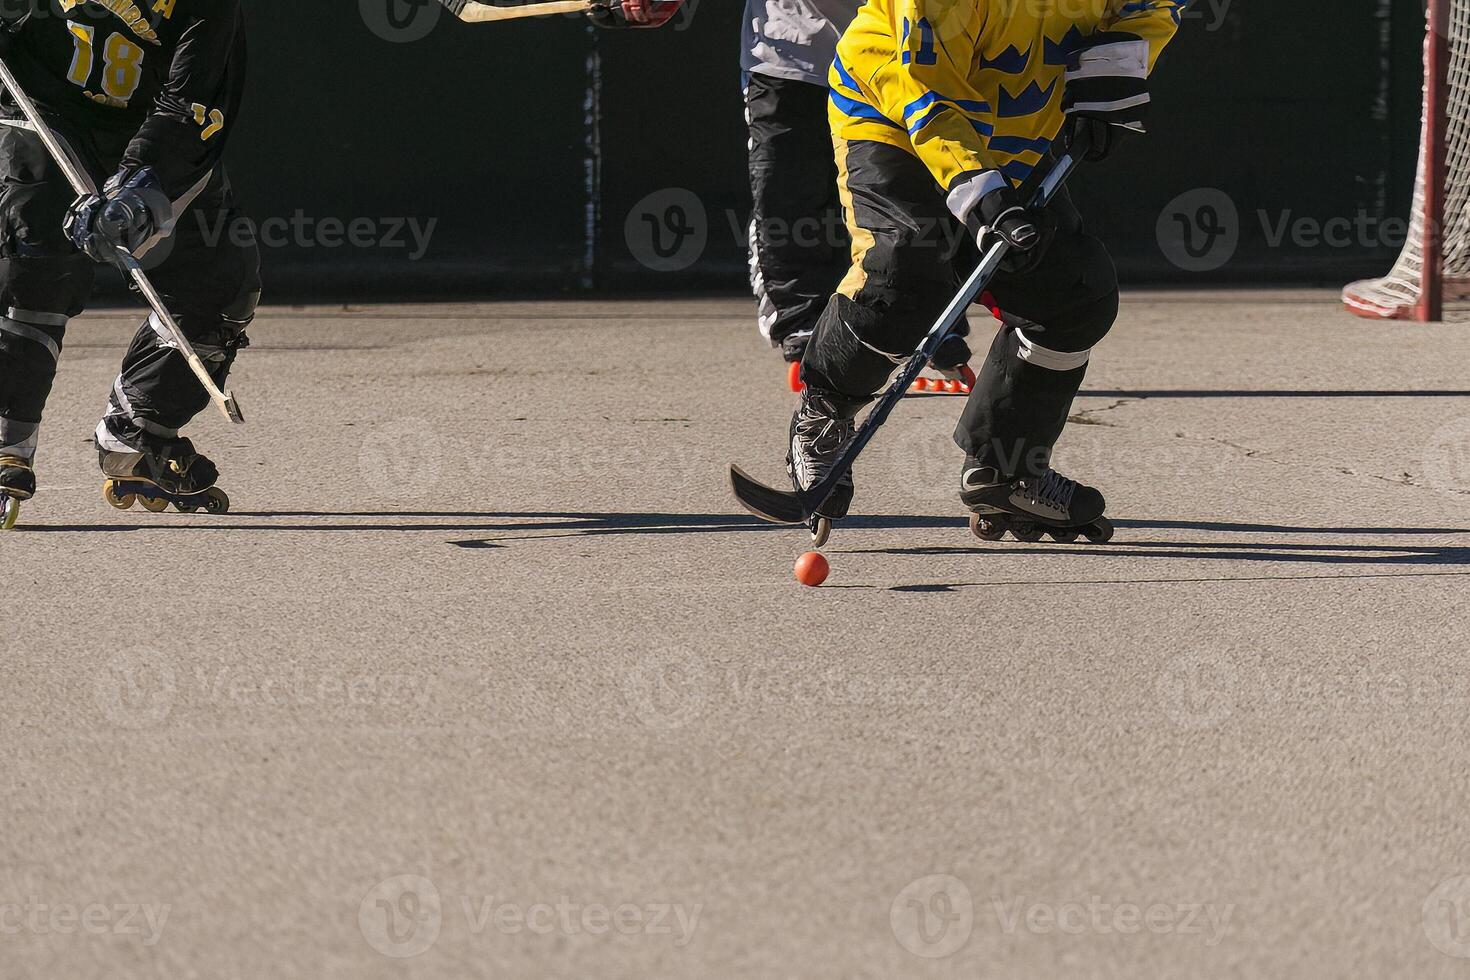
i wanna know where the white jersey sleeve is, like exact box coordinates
[742,0,860,86]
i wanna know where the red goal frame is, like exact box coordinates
[1420,0,1452,321]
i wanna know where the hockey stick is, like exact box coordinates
[0,56,244,424]
[439,0,591,22]
[729,148,1084,527]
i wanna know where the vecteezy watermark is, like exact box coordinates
[1257,210,1410,253]
[1425,875,1470,958]
[0,899,170,947]
[624,189,709,273]
[1422,416,1470,496]
[361,0,442,43]
[358,875,702,958]
[357,417,444,501]
[92,653,436,730]
[1155,652,1237,731]
[619,649,972,731]
[624,188,972,274]
[990,895,1234,946]
[890,875,974,959]
[360,875,442,958]
[1158,188,1425,274]
[890,875,1234,958]
[1157,654,1470,732]
[1156,188,1240,273]
[194,211,438,261]
[619,648,709,731]
[94,650,179,730]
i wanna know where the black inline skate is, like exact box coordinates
[0,455,35,530]
[98,435,229,515]
[787,391,856,546]
[961,463,1113,544]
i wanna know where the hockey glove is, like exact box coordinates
[0,0,33,31]
[947,171,1053,276]
[64,167,170,264]
[1062,31,1151,162]
[588,0,683,29]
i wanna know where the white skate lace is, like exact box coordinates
[792,409,854,489]
[1023,470,1076,516]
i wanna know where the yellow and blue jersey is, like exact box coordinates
[829,0,1186,190]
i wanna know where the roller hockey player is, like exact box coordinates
[788,0,1187,543]
[0,0,258,528]
[743,0,974,395]
[744,0,856,369]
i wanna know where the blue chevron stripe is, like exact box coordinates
[987,135,1054,155]
[1001,159,1037,183]
[829,90,904,130]
[901,91,990,119]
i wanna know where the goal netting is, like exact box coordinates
[1344,0,1470,321]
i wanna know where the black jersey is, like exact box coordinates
[1,0,246,199]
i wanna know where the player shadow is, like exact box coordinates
[854,518,1470,575]
[17,515,1470,578]
[1078,388,1470,399]
[899,387,1470,401]
[17,510,964,538]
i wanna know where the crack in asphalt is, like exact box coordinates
[1072,396,1470,498]
[1067,396,1143,426]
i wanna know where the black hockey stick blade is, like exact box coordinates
[729,465,810,525]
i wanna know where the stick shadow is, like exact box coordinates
[855,518,1470,570]
[17,513,1470,574]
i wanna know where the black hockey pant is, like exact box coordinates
[745,71,848,349]
[0,111,260,463]
[802,139,1119,480]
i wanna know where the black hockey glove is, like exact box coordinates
[947,171,1054,276]
[0,0,34,31]
[1062,31,1151,162]
[64,167,170,264]
[587,0,683,29]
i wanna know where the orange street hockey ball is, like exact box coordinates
[794,551,830,587]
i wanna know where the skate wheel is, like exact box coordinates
[173,501,199,513]
[203,487,230,514]
[102,482,136,510]
[1048,528,1080,543]
[139,496,169,513]
[1,496,18,531]
[787,362,804,393]
[911,378,929,392]
[1083,517,1114,544]
[1010,521,1044,543]
[810,517,831,548]
[969,513,1007,541]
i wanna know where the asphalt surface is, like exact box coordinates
[3,292,1469,979]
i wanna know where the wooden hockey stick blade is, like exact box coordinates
[442,0,590,22]
[221,392,245,424]
[729,465,812,525]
